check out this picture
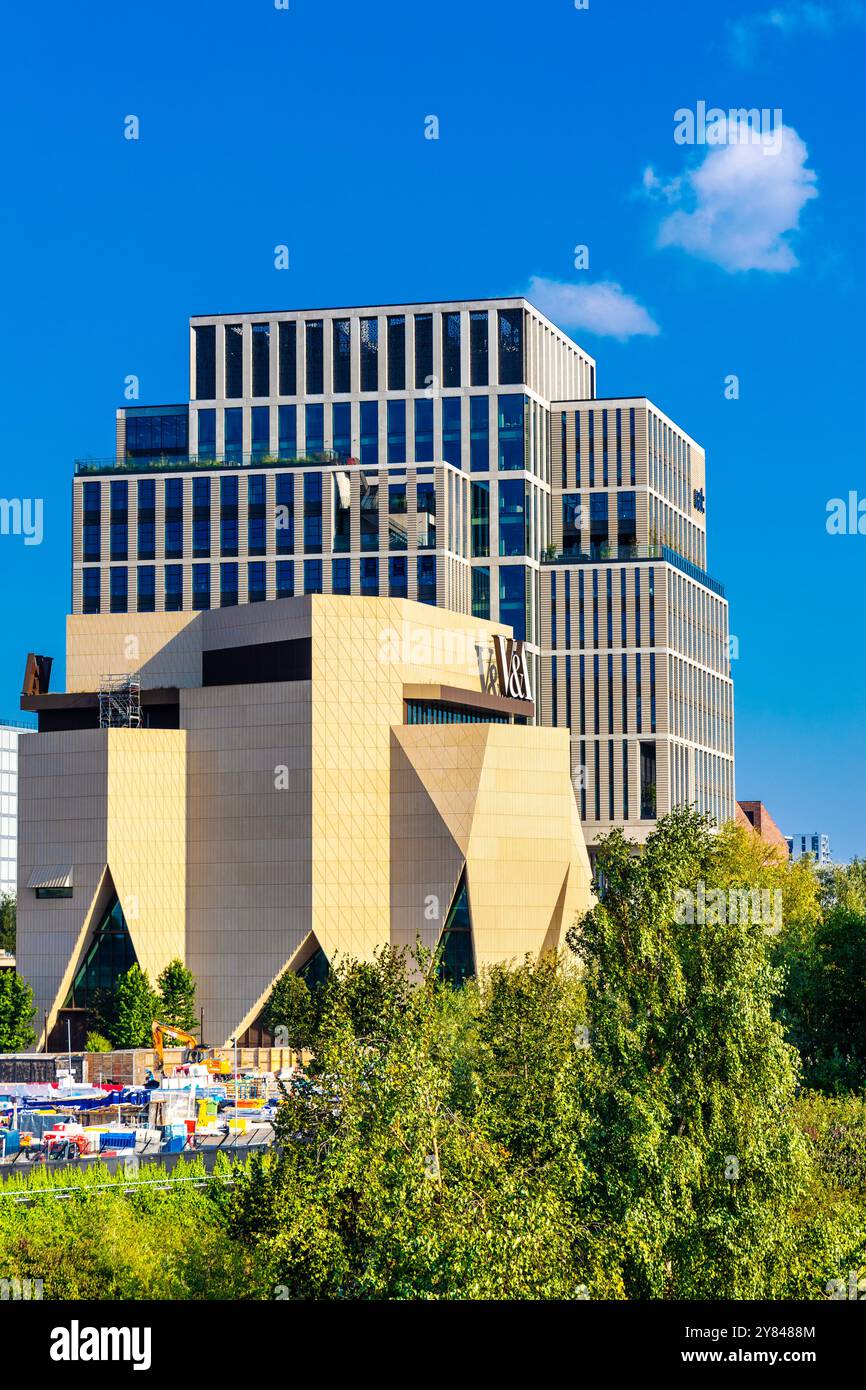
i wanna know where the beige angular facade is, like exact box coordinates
[18,595,593,1048]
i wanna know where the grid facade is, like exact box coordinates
[70,297,734,844]
[0,725,29,897]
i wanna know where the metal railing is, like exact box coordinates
[541,542,725,597]
[74,452,342,477]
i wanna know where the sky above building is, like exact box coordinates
[0,0,863,857]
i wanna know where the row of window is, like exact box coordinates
[551,652,657,739]
[561,490,638,555]
[548,566,656,652]
[559,407,637,489]
[182,395,530,472]
[193,309,524,400]
[80,557,438,613]
[668,654,734,755]
[666,572,729,676]
[82,472,441,562]
[650,413,693,516]
[574,738,657,823]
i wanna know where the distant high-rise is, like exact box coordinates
[786,831,831,867]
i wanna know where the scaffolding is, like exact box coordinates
[98,674,142,729]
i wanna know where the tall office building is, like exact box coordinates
[71,296,734,845]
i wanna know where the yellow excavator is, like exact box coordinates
[151,1021,231,1075]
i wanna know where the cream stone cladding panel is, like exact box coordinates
[310,596,526,967]
[16,728,186,1043]
[66,611,202,692]
[391,722,592,966]
[182,679,313,1049]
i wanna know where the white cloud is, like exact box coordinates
[527,275,660,340]
[649,118,818,273]
[728,2,864,65]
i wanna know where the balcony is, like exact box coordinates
[74,452,341,477]
[541,542,725,598]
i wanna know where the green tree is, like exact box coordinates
[773,907,866,1093]
[85,1031,112,1053]
[0,893,15,955]
[156,958,198,1034]
[0,970,36,1051]
[566,807,822,1298]
[111,965,158,1048]
[262,969,318,1051]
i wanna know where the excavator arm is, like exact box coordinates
[151,1021,203,1070]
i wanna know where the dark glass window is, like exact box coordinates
[137,478,155,560]
[498,394,525,471]
[109,566,128,614]
[360,317,379,391]
[304,558,322,594]
[590,492,608,547]
[416,480,436,550]
[443,397,461,469]
[276,473,294,552]
[414,399,434,461]
[192,476,210,558]
[617,491,637,549]
[333,402,351,460]
[469,310,489,386]
[252,323,270,397]
[83,567,100,614]
[562,493,582,556]
[417,554,436,605]
[360,475,379,551]
[470,396,489,472]
[66,896,137,1009]
[360,401,378,466]
[220,561,238,607]
[276,559,294,598]
[499,478,527,557]
[197,408,216,460]
[332,319,351,393]
[192,563,211,610]
[251,406,269,458]
[125,411,188,458]
[497,308,524,385]
[248,474,266,555]
[225,324,243,398]
[442,312,461,387]
[499,565,526,641]
[388,554,407,597]
[278,404,297,459]
[387,400,406,464]
[305,320,324,394]
[471,564,490,618]
[332,557,351,594]
[471,481,489,557]
[109,480,128,562]
[136,565,155,613]
[224,407,242,462]
[278,321,297,396]
[83,481,101,563]
[304,472,323,553]
[220,475,238,556]
[305,404,324,456]
[194,324,216,400]
[640,741,657,819]
[360,556,378,596]
[165,564,183,611]
[436,872,474,986]
[248,561,266,603]
[414,313,433,390]
[387,315,406,390]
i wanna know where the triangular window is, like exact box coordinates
[64,894,137,1009]
[436,871,475,986]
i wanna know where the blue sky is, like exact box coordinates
[0,0,863,857]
